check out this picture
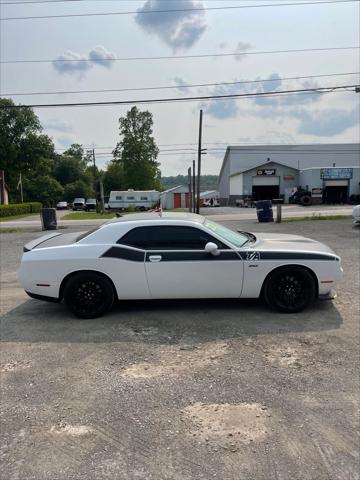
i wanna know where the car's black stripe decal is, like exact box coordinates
[238,251,336,261]
[101,246,145,262]
[145,251,240,262]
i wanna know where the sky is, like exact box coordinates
[0,0,359,176]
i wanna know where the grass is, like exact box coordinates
[62,212,116,220]
[283,214,352,223]
[0,213,38,222]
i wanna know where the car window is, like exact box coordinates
[117,226,228,250]
[204,220,248,248]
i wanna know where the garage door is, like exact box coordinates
[324,180,348,187]
[252,176,280,186]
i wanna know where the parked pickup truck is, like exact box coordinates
[72,198,85,211]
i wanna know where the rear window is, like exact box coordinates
[76,226,102,242]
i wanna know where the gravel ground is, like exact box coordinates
[0,219,359,480]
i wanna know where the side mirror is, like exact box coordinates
[205,242,220,256]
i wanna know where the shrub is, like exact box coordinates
[0,202,42,218]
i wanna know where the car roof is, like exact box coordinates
[106,211,205,225]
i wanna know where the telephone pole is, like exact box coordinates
[196,110,203,214]
[192,159,196,213]
[196,110,207,214]
[187,166,192,212]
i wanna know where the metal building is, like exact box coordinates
[219,143,360,205]
[161,185,190,209]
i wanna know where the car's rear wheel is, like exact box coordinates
[63,272,115,318]
[263,266,316,313]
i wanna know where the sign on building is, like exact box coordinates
[320,168,353,180]
[256,169,276,176]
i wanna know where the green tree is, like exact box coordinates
[0,98,56,193]
[23,175,64,207]
[63,180,93,202]
[103,160,124,195]
[113,106,160,190]
[54,155,91,186]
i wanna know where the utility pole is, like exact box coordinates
[19,173,24,203]
[196,110,207,214]
[92,148,97,195]
[196,109,203,214]
[192,159,196,213]
[187,166,192,212]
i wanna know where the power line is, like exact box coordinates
[2,46,358,65]
[1,0,357,20]
[2,84,356,109]
[3,71,359,97]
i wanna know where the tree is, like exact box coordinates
[113,106,160,190]
[0,98,56,193]
[63,180,93,202]
[54,155,92,186]
[23,175,64,207]
[102,160,124,195]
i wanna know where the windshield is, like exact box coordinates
[204,219,249,248]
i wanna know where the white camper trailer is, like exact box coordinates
[108,190,160,211]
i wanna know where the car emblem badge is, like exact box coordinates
[246,251,261,261]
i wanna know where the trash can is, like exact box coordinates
[41,208,57,230]
[255,200,274,223]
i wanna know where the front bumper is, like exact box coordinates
[318,289,336,301]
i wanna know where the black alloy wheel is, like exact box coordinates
[263,266,316,313]
[63,272,115,318]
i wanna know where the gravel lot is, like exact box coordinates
[1,219,359,480]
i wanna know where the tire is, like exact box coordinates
[300,195,312,206]
[263,266,316,313]
[63,272,115,319]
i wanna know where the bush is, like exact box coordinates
[0,202,42,218]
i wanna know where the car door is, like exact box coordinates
[118,225,244,299]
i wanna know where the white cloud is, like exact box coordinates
[135,0,207,52]
[53,50,91,77]
[234,41,252,61]
[88,46,116,69]
[52,46,116,77]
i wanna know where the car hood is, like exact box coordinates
[250,233,335,255]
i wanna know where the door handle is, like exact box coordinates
[149,255,162,263]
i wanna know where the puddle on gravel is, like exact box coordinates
[184,402,270,447]
[122,341,228,378]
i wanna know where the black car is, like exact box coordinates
[85,198,97,211]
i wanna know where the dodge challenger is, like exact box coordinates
[18,212,343,318]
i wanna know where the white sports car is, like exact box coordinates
[18,213,343,318]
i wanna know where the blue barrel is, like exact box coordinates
[255,200,274,223]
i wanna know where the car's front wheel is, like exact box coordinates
[263,266,316,313]
[63,272,115,318]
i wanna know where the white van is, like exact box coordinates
[108,190,160,211]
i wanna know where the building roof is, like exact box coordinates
[229,160,299,177]
[161,185,186,194]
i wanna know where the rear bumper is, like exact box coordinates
[26,291,60,303]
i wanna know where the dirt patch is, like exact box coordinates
[50,423,93,436]
[265,346,301,367]
[1,359,31,373]
[122,341,228,378]
[184,402,271,449]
